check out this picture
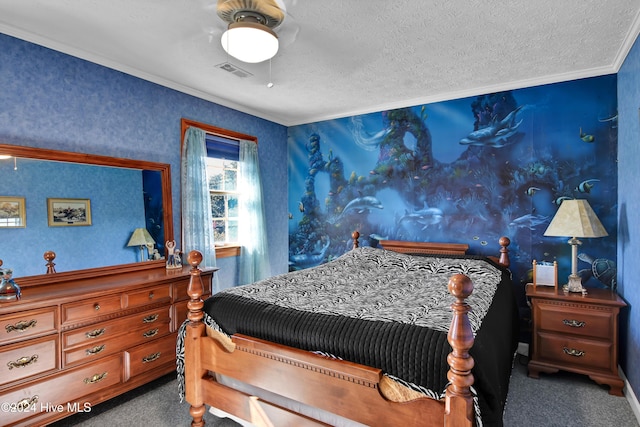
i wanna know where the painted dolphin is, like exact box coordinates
[460,106,524,147]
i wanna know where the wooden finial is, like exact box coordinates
[44,251,57,274]
[445,273,475,427]
[351,231,360,249]
[498,236,511,268]
[186,250,204,325]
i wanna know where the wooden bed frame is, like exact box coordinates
[183,232,511,427]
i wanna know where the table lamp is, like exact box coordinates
[127,228,156,262]
[544,199,608,293]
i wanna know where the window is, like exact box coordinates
[181,118,258,259]
[205,134,239,244]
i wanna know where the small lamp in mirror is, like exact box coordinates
[544,199,608,293]
[127,228,156,262]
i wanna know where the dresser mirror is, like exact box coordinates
[0,143,173,284]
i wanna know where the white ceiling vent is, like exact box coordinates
[216,62,253,78]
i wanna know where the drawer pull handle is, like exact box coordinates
[563,319,586,328]
[84,372,107,384]
[86,328,106,339]
[143,328,159,338]
[142,352,161,363]
[86,345,106,355]
[7,354,38,370]
[149,292,154,299]
[143,314,159,323]
[94,303,100,311]
[5,319,37,333]
[563,347,585,357]
[16,395,39,410]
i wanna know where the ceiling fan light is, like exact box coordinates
[221,22,279,63]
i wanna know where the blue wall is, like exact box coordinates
[0,33,289,285]
[617,32,640,399]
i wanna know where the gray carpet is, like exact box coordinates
[50,354,638,426]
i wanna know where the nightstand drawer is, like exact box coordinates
[62,295,123,324]
[537,302,612,339]
[1,308,57,345]
[537,332,612,370]
[0,335,58,387]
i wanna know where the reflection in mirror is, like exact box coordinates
[0,144,172,279]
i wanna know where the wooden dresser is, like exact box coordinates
[526,284,626,396]
[0,262,214,426]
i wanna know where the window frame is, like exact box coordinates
[180,118,258,259]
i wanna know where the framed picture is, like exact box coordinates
[0,196,26,228]
[532,260,558,289]
[47,198,92,227]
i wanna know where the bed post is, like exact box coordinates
[445,274,475,427]
[497,236,511,268]
[352,230,360,249]
[185,250,207,427]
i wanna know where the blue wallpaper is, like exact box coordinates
[0,158,144,275]
[0,33,289,286]
[617,33,640,398]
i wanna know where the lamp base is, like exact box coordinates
[564,274,587,294]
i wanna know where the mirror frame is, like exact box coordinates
[0,143,173,287]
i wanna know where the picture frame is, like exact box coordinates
[47,198,92,227]
[532,260,558,289]
[0,196,26,228]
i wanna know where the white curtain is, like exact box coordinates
[181,126,220,291]
[238,139,271,285]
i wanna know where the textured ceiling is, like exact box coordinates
[0,0,639,126]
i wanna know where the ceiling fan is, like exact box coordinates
[215,0,298,63]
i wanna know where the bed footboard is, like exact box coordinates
[184,251,476,427]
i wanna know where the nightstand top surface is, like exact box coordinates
[526,283,626,307]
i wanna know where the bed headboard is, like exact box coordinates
[379,239,469,255]
[351,231,511,268]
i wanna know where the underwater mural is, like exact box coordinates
[287,75,618,308]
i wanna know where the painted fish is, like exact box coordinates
[579,127,595,143]
[526,186,541,196]
[575,179,599,193]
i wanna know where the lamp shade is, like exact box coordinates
[221,21,279,63]
[544,199,608,238]
[127,228,155,247]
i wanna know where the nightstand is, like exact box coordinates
[526,284,626,396]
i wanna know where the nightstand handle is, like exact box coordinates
[563,347,585,357]
[563,319,586,328]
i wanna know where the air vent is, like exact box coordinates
[216,62,253,78]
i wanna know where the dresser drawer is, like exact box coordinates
[124,333,176,380]
[172,279,191,302]
[62,308,171,368]
[1,308,57,345]
[61,294,122,325]
[62,307,170,349]
[536,332,612,371]
[0,353,121,426]
[125,284,171,308]
[0,335,58,387]
[536,302,612,339]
